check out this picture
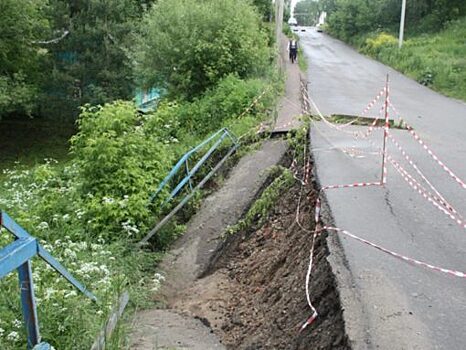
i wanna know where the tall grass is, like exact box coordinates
[359,18,466,101]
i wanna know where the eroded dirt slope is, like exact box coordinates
[175,163,350,350]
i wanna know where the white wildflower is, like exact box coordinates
[122,220,139,236]
[64,248,77,260]
[102,196,115,205]
[151,272,165,292]
[65,290,78,299]
[7,331,19,342]
[37,222,49,230]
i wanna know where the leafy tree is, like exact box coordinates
[0,0,50,117]
[322,0,466,41]
[252,0,273,21]
[134,0,270,99]
[294,0,320,26]
[40,0,149,119]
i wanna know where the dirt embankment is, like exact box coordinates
[175,157,350,350]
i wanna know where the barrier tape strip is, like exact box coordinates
[292,130,320,332]
[303,93,384,140]
[321,226,466,278]
[320,181,383,192]
[300,80,466,334]
[237,88,270,119]
[354,105,385,140]
[388,101,466,190]
[389,157,466,229]
[336,87,386,129]
[388,132,463,220]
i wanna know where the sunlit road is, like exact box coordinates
[299,28,466,349]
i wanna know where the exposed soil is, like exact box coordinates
[174,159,350,350]
[131,33,349,350]
[130,140,289,349]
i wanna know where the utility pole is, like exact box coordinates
[398,0,407,48]
[275,0,284,51]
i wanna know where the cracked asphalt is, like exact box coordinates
[300,28,466,350]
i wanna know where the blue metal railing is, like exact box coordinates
[0,211,96,350]
[149,128,238,205]
[138,128,239,246]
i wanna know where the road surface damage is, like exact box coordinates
[174,151,350,349]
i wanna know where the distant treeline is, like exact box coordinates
[294,0,466,39]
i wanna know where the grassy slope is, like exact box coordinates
[360,18,466,101]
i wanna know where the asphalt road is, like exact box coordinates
[299,28,466,349]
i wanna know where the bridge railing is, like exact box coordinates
[149,127,238,206]
[0,211,96,350]
[139,128,239,246]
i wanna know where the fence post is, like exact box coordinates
[18,260,40,349]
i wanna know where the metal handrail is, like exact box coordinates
[148,128,238,205]
[0,211,96,349]
[139,128,239,246]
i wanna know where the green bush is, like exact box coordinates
[71,101,175,240]
[0,0,49,117]
[134,0,270,99]
[177,75,271,134]
[360,18,466,100]
[0,162,160,350]
[361,32,397,56]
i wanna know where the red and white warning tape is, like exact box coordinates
[300,79,466,334]
[354,105,385,140]
[336,87,386,129]
[321,226,466,278]
[389,157,466,229]
[389,101,466,190]
[237,88,270,119]
[304,92,386,142]
[388,132,463,221]
[320,180,383,192]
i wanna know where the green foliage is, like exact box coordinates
[134,0,270,99]
[0,0,49,117]
[0,162,161,349]
[70,101,175,240]
[294,0,320,26]
[252,0,273,21]
[324,0,466,41]
[177,75,272,134]
[325,0,379,42]
[361,19,466,100]
[298,49,308,72]
[361,32,398,56]
[287,124,310,163]
[0,74,38,117]
[245,167,294,225]
[228,166,294,234]
[41,0,145,119]
[282,23,293,37]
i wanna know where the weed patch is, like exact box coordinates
[358,19,466,101]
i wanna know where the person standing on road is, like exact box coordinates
[288,39,298,63]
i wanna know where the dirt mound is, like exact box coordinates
[176,163,350,349]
